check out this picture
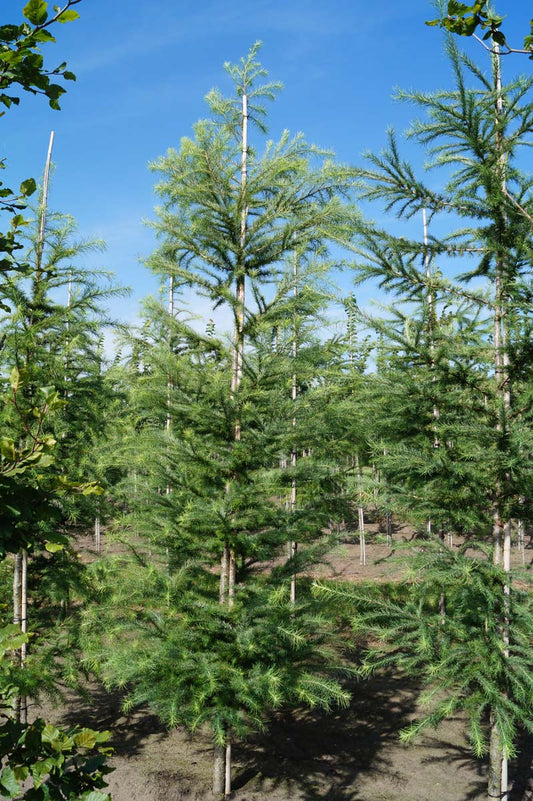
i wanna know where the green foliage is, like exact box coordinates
[0,623,112,800]
[346,38,533,537]
[427,2,533,56]
[1,1,80,111]
[0,717,112,800]
[82,557,349,744]
[0,2,82,285]
[82,48,358,784]
[315,543,533,759]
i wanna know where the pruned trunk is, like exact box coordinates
[212,739,232,798]
[219,544,229,604]
[517,519,525,566]
[225,741,232,798]
[94,516,101,554]
[213,744,225,797]
[20,549,28,724]
[355,455,365,566]
[289,540,297,605]
[13,551,22,722]
[228,550,235,608]
[488,710,503,801]
[289,254,298,602]
[490,46,510,801]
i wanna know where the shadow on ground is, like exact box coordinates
[58,684,168,757]
[47,670,506,801]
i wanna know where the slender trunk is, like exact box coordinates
[488,710,503,801]
[35,131,55,278]
[355,455,366,566]
[517,519,525,566]
[225,740,232,798]
[219,545,229,604]
[491,45,511,801]
[215,87,249,799]
[212,737,232,797]
[20,549,27,724]
[94,515,101,554]
[223,92,248,608]
[423,208,439,547]
[166,274,174,436]
[166,275,174,503]
[289,541,297,605]
[213,744,225,796]
[289,255,298,603]
[386,511,392,546]
[13,551,22,722]
[228,550,235,609]
[64,267,72,396]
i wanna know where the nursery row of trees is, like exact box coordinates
[2,4,533,801]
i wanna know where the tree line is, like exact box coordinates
[1,4,533,801]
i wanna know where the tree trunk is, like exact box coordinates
[355,455,365,566]
[490,45,511,801]
[289,254,298,603]
[20,549,28,724]
[212,739,232,798]
[228,549,235,608]
[219,544,229,604]
[488,710,503,801]
[213,744,225,797]
[12,551,22,722]
[94,515,101,554]
[225,741,232,798]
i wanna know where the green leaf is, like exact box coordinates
[0,437,16,460]
[57,9,80,22]
[74,730,97,749]
[9,366,20,390]
[81,793,110,801]
[41,723,60,743]
[13,766,29,782]
[491,30,506,45]
[23,0,49,25]
[45,541,64,553]
[19,178,36,197]
[0,766,19,797]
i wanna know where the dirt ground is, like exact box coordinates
[42,523,533,801]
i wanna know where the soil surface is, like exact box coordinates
[39,522,533,801]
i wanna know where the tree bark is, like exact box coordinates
[355,454,365,566]
[490,45,511,801]
[20,549,28,724]
[488,711,503,801]
[225,741,232,798]
[213,744,225,797]
[13,551,22,722]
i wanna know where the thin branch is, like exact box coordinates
[502,187,533,227]
[34,0,83,32]
[472,33,533,58]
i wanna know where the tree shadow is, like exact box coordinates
[419,735,487,800]
[231,672,419,800]
[509,729,533,801]
[58,683,168,757]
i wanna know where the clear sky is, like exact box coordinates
[1,1,531,338]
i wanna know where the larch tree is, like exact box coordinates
[80,43,358,799]
[339,36,533,801]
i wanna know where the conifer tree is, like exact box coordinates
[82,44,357,797]
[343,37,533,800]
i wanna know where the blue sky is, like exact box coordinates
[2,0,531,337]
